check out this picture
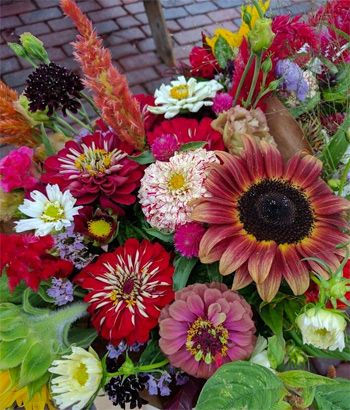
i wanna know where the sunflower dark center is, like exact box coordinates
[238,179,314,244]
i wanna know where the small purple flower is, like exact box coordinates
[168,365,189,386]
[275,59,309,101]
[145,374,159,396]
[151,133,179,161]
[129,342,144,352]
[158,372,172,396]
[212,92,233,115]
[47,277,74,306]
[107,341,144,359]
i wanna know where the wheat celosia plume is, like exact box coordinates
[60,0,145,150]
[0,81,38,147]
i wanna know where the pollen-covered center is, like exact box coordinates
[73,362,89,386]
[169,84,189,100]
[41,201,64,222]
[168,172,187,191]
[186,318,228,364]
[87,218,113,239]
[238,179,314,244]
[74,148,112,175]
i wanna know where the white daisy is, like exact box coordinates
[49,346,103,410]
[296,307,346,352]
[138,148,218,232]
[148,76,223,119]
[15,184,81,236]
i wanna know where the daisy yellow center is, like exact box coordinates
[87,219,112,239]
[168,172,186,191]
[186,318,228,364]
[74,148,112,175]
[73,362,89,386]
[170,84,189,100]
[42,201,64,222]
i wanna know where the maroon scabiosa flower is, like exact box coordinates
[42,129,143,215]
[158,282,256,379]
[174,222,206,258]
[24,62,84,116]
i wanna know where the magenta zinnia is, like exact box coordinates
[74,238,174,345]
[158,282,255,379]
[191,137,349,302]
[42,130,143,215]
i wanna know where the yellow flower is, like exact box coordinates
[206,0,270,52]
[0,370,55,410]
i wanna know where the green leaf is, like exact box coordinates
[267,335,285,369]
[289,92,320,118]
[0,274,26,304]
[68,327,97,348]
[0,339,29,369]
[301,386,316,408]
[213,35,235,69]
[27,372,49,399]
[322,63,350,104]
[314,380,350,410]
[179,141,207,151]
[206,262,222,283]
[173,255,197,291]
[271,401,292,410]
[320,113,350,173]
[138,338,165,366]
[19,342,53,386]
[196,361,286,410]
[278,370,336,389]
[143,227,173,243]
[128,150,155,165]
[260,302,284,335]
[0,322,28,341]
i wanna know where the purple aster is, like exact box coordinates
[151,133,179,161]
[275,59,309,101]
[158,372,172,396]
[107,341,144,359]
[47,277,74,306]
[145,374,159,396]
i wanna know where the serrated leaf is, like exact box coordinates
[128,150,155,164]
[0,338,29,369]
[314,381,350,410]
[196,361,286,410]
[173,255,197,291]
[213,35,235,69]
[278,370,336,389]
[179,141,207,151]
[19,342,53,386]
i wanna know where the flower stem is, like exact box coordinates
[338,157,350,196]
[67,110,93,132]
[55,116,77,134]
[253,71,267,108]
[245,52,262,108]
[252,0,265,18]
[40,123,55,156]
[232,53,255,107]
[80,92,100,116]
[137,359,169,372]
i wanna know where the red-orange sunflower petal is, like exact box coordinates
[280,245,310,295]
[286,153,322,188]
[232,263,253,290]
[256,258,282,303]
[247,241,277,284]
[260,141,284,179]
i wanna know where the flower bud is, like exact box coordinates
[286,342,307,366]
[14,95,49,126]
[296,307,346,352]
[20,32,50,63]
[7,42,27,59]
[327,178,340,191]
[242,6,252,28]
[267,79,281,91]
[261,56,272,73]
[248,18,275,53]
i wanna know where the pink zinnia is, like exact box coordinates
[174,222,206,258]
[0,146,38,192]
[151,133,179,161]
[159,282,256,379]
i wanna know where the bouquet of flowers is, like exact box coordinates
[0,0,349,409]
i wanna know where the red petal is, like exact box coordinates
[231,263,253,290]
[191,201,235,224]
[247,241,277,283]
[256,262,282,302]
[313,195,350,215]
[288,154,322,188]
[261,141,284,178]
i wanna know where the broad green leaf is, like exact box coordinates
[179,141,207,151]
[196,361,286,410]
[0,323,28,341]
[206,262,222,283]
[271,401,292,410]
[173,255,197,291]
[19,342,53,386]
[278,370,336,389]
[260,302,284,335]
[27,372,49,399]
[267,335,285,369]
[301,386,316,408]
[128,150,155,165]
[0,339,29,369]
[138,338,165,366]
[143,227,173,243]
[314,381,350,410]
[214,35,235,69]
[322,64,350,104]
[68,327,97,348]
[0,274,26,304]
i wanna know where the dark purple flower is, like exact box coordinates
[47,277,74,306]
[275,59,309,101]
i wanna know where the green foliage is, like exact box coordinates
[290,92,321,118]
[19,342,53,386]
[322,64,350,104]
[196,361,286,410]
[214,35,235,68]
[0,273,26,304]
[138,337,165,366]
[179,141,207,151]
[267,335,285,369]
[173,255,197,291]
[260,301,284,335]
[143,227,173,243]
[314,380,350,410]
[278,370,337,389]
[128,150,155,165]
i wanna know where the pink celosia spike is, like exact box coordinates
[60,0,145,150]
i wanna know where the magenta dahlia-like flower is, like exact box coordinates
[151,133,179,161]
[159,282,256,379]
[174,222,206,258]
[42,129,143,215]
[212,93,234,115]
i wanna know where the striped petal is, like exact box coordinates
[256,264,282,302]
[241,135,265,181]
[231,264,253,290]
[313,195,350,215]
[247,241,277,284]
[199,225,242,260]
[287,154,322,188]
[261,141,284,178]
[191,200,235,224]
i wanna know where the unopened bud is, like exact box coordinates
[20,32,49,63]
[248,18,275,53]
[261,56,272,73]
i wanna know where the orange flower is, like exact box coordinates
[191,137,349,302]
[60,0,145,150]
[0,81,38,147]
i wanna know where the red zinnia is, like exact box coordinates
[147,117,225,151]
[189,46,220,79]
[74,238,175,345]
[42,128,143,215]
[0,233,73,291]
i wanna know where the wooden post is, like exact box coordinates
[143,0,175,67]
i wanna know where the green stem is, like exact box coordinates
[40,123,55,156]
[51,123,73,139]
[338,157,350,196]
[232,53,255,106]
[245,52,262,108]
[79,104,90,124]
[138,359,169,372]
[252,0,265,18]
[81,92,100,116]
[55,116,77,134]
[253,71,267,108]
[67,110,93,132]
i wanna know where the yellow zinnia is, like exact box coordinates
[206,0,270,52]
[0,370,55,410]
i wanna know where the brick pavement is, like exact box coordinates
[1,0,322,96]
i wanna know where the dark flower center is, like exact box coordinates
[238,179,314,244]
[123,278,135,295]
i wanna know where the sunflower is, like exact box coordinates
[191,137,349,301]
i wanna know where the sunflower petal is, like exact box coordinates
[313,195,350,215]
[247,241,277,284]
[260,141,284,178]
[241,135,265,181]
[199,225,242,257]
[256,265,282,302]
[232,264,253,290]
[287,154,322,188]
[191,200,235,224]
[279,246,310,295]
